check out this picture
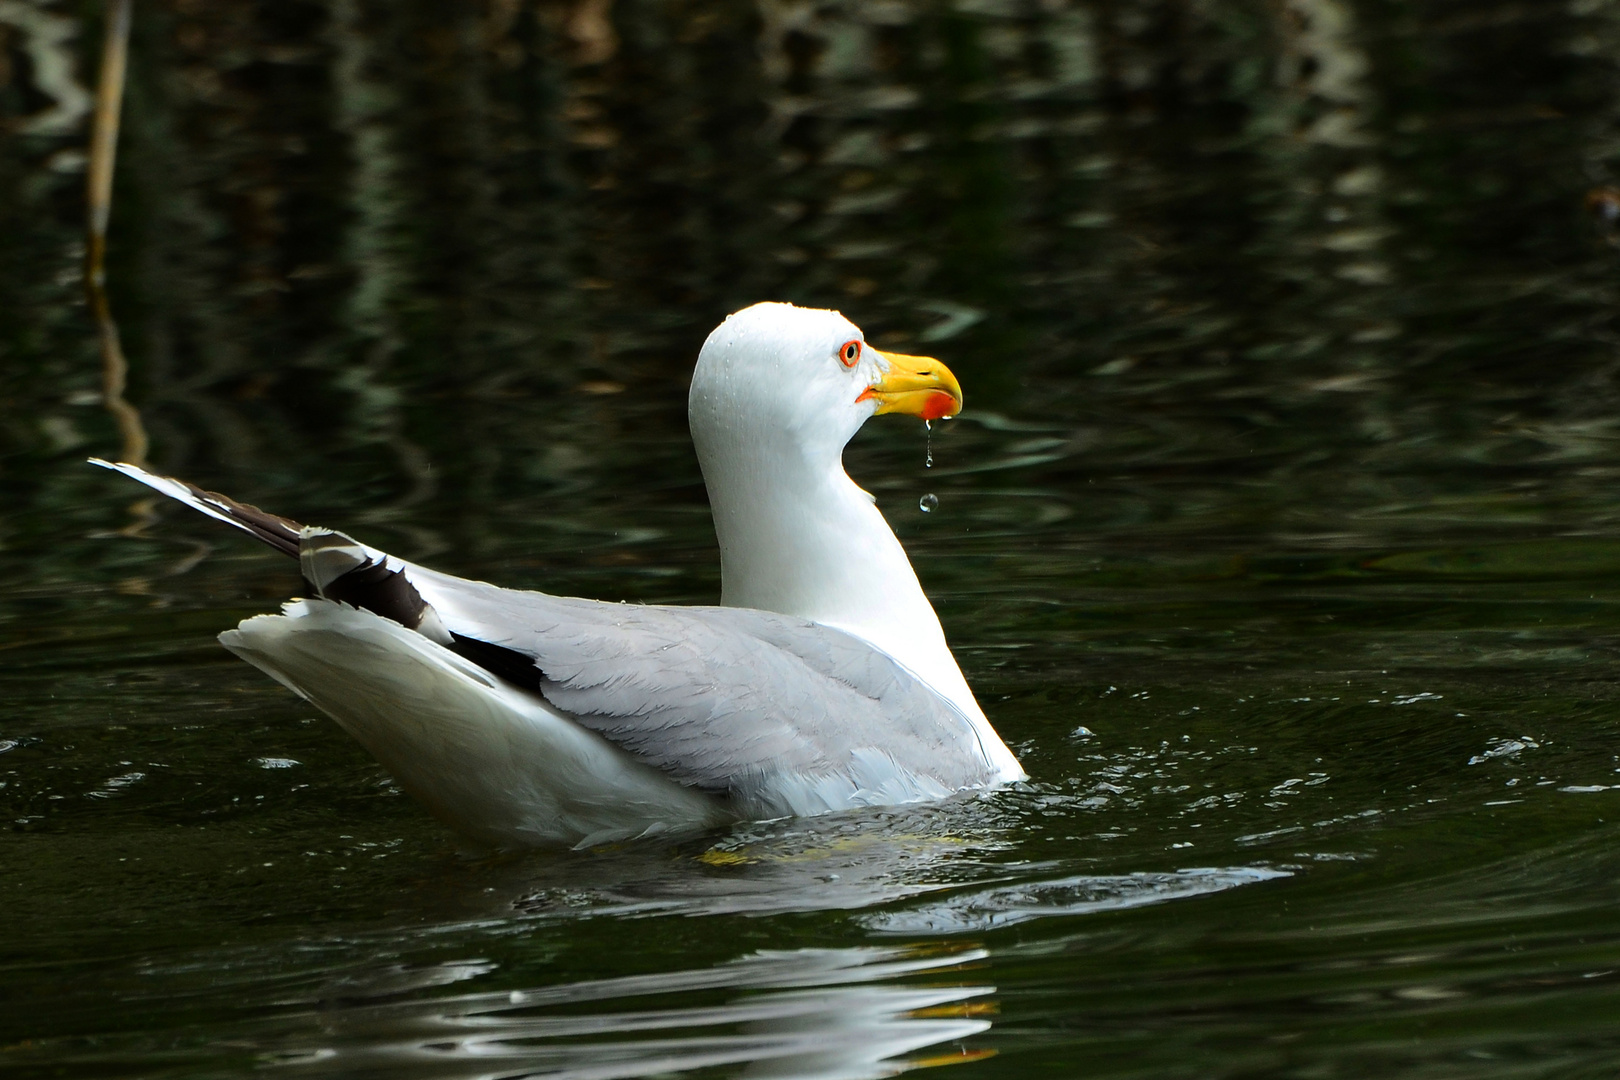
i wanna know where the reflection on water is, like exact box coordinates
[491,802,1292,933]
[509,810,1012,921]
[17,946,994,1080]
[267,947,992,1080]
[8,0,1620,517]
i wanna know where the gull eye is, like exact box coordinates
[838,339,862,368]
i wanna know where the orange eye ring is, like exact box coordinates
[838,339,862,368]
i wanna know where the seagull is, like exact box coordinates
[95,302,1025,848]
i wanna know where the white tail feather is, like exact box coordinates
[90,458,249,536]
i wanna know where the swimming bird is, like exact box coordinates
[95,302,1025,848]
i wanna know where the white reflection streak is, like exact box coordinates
[266,947,992,1080]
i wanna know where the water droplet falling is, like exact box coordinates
[919,493,939,513]
[924,420,933,468]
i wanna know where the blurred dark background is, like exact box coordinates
[6,0,1620,568]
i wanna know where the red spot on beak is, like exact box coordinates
[920,392,956,421]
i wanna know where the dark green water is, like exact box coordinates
[8,1,1620,1076]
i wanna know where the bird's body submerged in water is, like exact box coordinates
[98,303,1024,848]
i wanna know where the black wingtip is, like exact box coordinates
[448,634,545,692]
[317,552,432,633]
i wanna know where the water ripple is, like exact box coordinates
[862,866,1291,934]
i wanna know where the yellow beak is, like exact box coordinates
[857,350,963,421]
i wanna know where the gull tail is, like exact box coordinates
[89,458,449,642]
[91,458,302,557]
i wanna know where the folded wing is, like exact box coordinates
[410,567,1000,816]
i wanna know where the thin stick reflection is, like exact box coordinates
[84,0,147,471]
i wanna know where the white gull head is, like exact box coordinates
[689,301,1024,782]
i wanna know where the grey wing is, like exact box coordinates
[408,568,996,813]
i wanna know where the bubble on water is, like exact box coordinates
[919,493,939,513]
